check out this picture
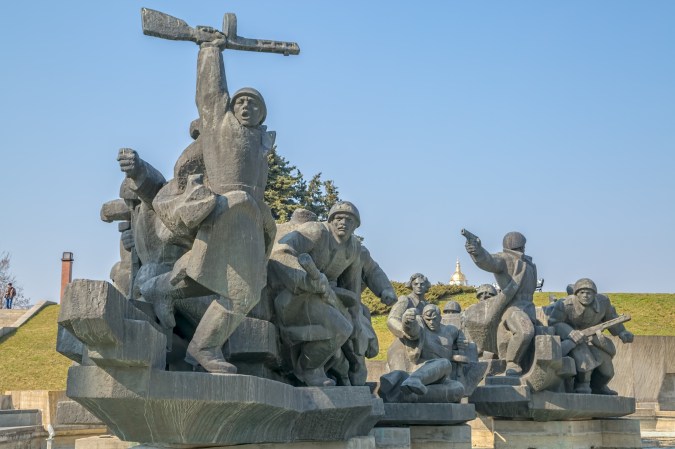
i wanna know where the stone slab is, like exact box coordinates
[377,403,475,426]
[409,425,471,449]
[0,410,41,427]
[8,390,66,429]
[371,427,410,449]
[134,435,377,449]
[56,400,104,426]
[74,435,134,449]
[0,397,11,411]
[67,365,383,446]
[470,384,635,420]
[472,417,641,449]
[0,425,46,449]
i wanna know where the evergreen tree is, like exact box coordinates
[264,148,305,222]
[265,149,340,222]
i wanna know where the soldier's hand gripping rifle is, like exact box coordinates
[567,314,631,352]
[578,314,631,339]
[141,8,300,56]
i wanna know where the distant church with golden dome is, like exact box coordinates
[449,258,468,286]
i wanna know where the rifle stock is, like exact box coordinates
[142,8,196,42]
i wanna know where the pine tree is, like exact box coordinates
[265,149,340,223]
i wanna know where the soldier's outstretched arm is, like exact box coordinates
[117,148,166,205]
[465,239,505,274]
[195,30,229,125]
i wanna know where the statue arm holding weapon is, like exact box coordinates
[462,228,507,274]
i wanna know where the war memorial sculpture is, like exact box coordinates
[55,6,642,449]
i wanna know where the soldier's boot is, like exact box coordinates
[298,340,337,387]
[574,370,593,394]
[400,376,428,396]
[594,385,618,395]
[186,299,244,374]
[505,361,522,376]
[591,371,618,395]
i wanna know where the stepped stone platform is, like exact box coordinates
[469,417,642,449]
[469,384,635,421]
[377,403,475,426]
[67,365,384,447]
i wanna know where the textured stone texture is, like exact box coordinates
[0,410,41,427]
[74,435,135,449]
[56,325,84,364]
[471,417,641,449]
[409,425,471,449]
[8,390,65,429]
[371,427,410,449]
[0,396,11,411]
[377,403,475,426]
[520,334,574,392]
[469,385,635,420]
[66,365,383,446]
[58,280,166,369]
[610,335,675,407]
[135,436,375,449]
[56,401,103,426]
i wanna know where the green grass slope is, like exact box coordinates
[370,292,675,361]
[0,293,672,388]
[0,305,71,392]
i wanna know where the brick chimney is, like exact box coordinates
[60,252,74,301]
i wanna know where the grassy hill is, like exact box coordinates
[0,292,673,389]
[0,305,71,392]
[372,291,675,361]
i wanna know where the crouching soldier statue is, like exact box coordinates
[548,278,633,395]
[381,302,485,403]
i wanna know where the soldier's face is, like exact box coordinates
[233,95,263,126]
[330,213,356,239]
[423,309,441,331]
[411,278,427,296]
[576,288,596,305]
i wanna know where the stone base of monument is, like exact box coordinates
[376,403,475,426]
[75,434,135,449]
[371,425,471,449]
[630,406,675,432]
[469,416,642,449]
[469,383,636,420]
[131,435,376,449]
[66,365,383,447]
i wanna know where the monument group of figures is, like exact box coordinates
[55,8,639,449]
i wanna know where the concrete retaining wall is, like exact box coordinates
[609,336,675,409]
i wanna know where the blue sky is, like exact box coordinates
[1,1,674,303]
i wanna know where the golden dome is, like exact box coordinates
[449,258,468,286]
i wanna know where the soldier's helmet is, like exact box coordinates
[573,278,597,294]
[476,283,498,299]
[443,301,461,314]
[231,87,267,124]
[503,231,526,250]
[328,201,361,227]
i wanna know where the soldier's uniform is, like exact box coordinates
[548,280,629,394]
